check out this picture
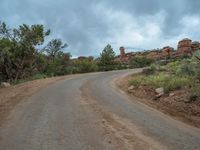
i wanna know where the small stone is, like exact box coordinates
[155,87,164,94]
[169,92,175,97]
[128,85,134,91]
[153,92,164,100]
[1,82,11,88]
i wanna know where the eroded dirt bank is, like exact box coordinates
[117,74,200,128]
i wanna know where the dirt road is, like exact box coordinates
[0,69,200,150]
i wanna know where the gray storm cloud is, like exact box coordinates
[1,0,200,57]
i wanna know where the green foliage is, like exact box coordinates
[0,22,51,82]
[170,52,200,77]
[130,73,190,93]
[98,44,116,71]
[0,21,72,83]
[191,81,200,98]
[166,60,181,73]
[176,60,195,76]
[73,59,98,73]
[129,57,154,68]
[45,52,71,76]
[12,73,47,85]
[129,75,144,88]
[44,39,68,62]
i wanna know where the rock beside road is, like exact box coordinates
[155,87,164,95]
[128,85,135,92]
[154,87,164,100]
[1,82,11,88]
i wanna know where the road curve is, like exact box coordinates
[0,69,200,150]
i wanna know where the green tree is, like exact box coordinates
[99,44,116,70]
[43,39,70,76]
[44,39,68,62]
[0,22,50,81]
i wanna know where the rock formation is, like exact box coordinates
[119,46,127,62]
[177,38,192,55]
[117,38,200,62]
[191,41,200,52]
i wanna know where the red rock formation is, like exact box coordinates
[119,46,127,62]
[146,46,173,60]
[177,38,192,55]
[146,50,161,60]
[162,46,173,58]
[116,38,200,62]
[191,41,200,52]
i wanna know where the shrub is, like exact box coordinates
[31,73,47,80]
[130,73,190,93]
[191,51,200,77]
[163,77,190,93]
[129,57,154,68]
[176,60,195,76]
[129,75,144,88]
[165,60,181,74]
[150,63,157,71]
[74,59,98,73]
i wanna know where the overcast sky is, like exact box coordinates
[1,0,200,57]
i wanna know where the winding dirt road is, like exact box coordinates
[0,69,200,150]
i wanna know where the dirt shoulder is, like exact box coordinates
[118,74,200,128]
[0,74,80,126]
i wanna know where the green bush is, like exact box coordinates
[31,73,47,80]
[74,59,98,73]
[163,77,190,93]
[150,63,157,71]
[176,60,195,76]
[191,51,200,77]
[129,57,154,68]
[130,73,190,93]
[191,82,200,98]
[12,73,47,85]
[165,60,181,74]
[129,75,144,88]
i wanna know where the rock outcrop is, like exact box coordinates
[117,38,200,62]
[191,41,200,52]
[177,38,192,55]
[119,46,127,62]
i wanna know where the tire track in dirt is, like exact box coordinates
[80,80,167,150]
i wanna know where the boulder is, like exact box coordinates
[1,82,11,88]
[154,87,164,100]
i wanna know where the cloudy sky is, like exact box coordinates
[1,0,200,57]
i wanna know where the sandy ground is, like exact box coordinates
[118,74,200,128]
